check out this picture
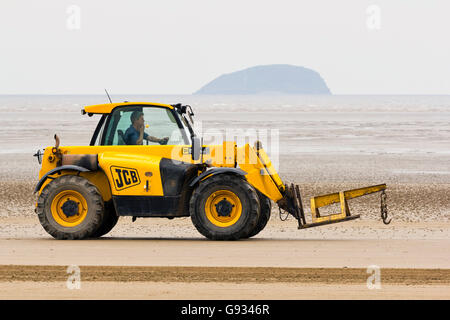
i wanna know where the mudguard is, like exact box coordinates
[34,165,90,193]
[189,167,246,187]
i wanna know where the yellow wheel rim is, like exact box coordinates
[50,190,88,227]
[205,190,242,227]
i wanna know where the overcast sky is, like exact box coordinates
[0,0,449,94]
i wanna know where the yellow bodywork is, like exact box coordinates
[236,144,283,201]
[84,102,173,114]
[36,101,387,229]
[51,190,88,227]
[310,184,387,223]
[37,142,284,203]
[205,189,242,227]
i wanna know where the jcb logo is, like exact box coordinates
[110,166,140,191]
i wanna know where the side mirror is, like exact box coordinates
[192,136,201,161]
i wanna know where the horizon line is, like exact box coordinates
[0,93,450,96]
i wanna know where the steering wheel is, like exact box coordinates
[159,137,169,145]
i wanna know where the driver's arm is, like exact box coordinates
[135,131,144,145]
[135,124,146,145]
[145,135,169,145]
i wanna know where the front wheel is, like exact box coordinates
[91,201,119,238]
[245,191,272,238]
[189,174,260,240]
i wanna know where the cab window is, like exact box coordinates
[102,106,188,146]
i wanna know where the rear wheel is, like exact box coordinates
[189,174,260,240]
[36,175,104,240]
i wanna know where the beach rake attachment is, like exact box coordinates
[278,183,390,229]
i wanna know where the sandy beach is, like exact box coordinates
[1,151,449,299]
[0,95,449,299]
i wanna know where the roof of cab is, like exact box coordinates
[82,102,173,115]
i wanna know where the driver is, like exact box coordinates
[123,111,169,145]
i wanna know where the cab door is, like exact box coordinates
[98,105,193,217]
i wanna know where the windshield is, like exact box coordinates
[101,106,189,146]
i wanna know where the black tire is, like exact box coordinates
[189,174,260,240]
[91,201,119,238]
[245,191,272,238]
[36,175,105,240]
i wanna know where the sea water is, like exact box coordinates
[0,94,449,157]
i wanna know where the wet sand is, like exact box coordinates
[2,265,449,284]
[0,265,448,300]
[0,246,448,300]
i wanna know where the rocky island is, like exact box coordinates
[195,64,331,94]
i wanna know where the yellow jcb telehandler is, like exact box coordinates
[33,102,390,240]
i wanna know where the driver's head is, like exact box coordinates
[130,111,144,127]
